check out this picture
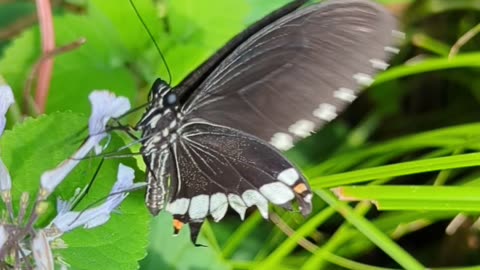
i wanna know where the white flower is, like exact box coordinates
[51,164,144,233]
[32,230,54,270]
[0,85,13,193]
[88,91,131,151]
[0,225,7,250]
[0,159,11,192]
[40,91,131,196]
[0,84,14,136]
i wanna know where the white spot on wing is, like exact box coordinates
[242,190,269,219]
[210,193,228,222]
[260,182,294,205]
[166,198,189,215]
[313,103,337,121]
[189,195,209,220]
[384,46,400,54]
[356,26,372,33]
[270,132,294,151]
[277,168,299,186]
[392,30,406,39]
[353,73,374,86]
[162,128,169,137]
[288,119,315,138]
[228,194,247,220]
[369,58,390,70]
[304,194,313,204]
[333,88,357,102]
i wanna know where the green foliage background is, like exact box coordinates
[1,0,480,269]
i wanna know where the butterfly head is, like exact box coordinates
[147,78,177,107]
[137,78,181,131]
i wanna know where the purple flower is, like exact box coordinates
[40,91,131,196]
[51,164,144,233]
[0,84,14,136]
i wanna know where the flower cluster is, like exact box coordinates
[0,85,143,269]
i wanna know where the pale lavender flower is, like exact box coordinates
[51,164,144,233]
[0,85,13,198]
[40,91,131,196]
[32,230,54,270]
[0,225,7,250]
[0,159,11,192]
[0,84,14,136]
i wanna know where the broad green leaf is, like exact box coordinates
[89,0,161,56]
[0,12,137,114]
[140,213,229,270]
[0,29,39,110]
[161,0,250,85]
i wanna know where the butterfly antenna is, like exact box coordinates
[129,0,172,85]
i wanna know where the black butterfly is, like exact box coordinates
[136,0,398,243]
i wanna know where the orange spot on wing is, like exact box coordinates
[293,183,308,194]
[173,219,184,234]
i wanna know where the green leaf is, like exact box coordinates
[88,0,160,56]
[0,29,39,110]
[161,0,250,85]
[47,14,137,113]
[0,112,149,269]
[0,12,137,114]
[140,213,229,270]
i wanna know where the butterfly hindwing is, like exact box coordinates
[165,120,312,242]
[182,0,398,151]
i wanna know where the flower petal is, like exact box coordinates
[104,163,135,211]
[40,91,131,196]
[51,164,140,233]
[0,158,11,192]
[88,91,130,140]
[32,230,54,270]
[0,224,7,249]
[0,84,14,136]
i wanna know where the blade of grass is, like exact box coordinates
[258,207,336,268]
[302,201,372,269]
[334,186,480,211]
[221,211,263,259]
[411,33,451,56]
[315,189,425,270]
[374,52,480,85]
[310,152,480,188]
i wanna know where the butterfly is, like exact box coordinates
[135,0,399,243]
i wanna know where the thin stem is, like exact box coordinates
[34,0,55,113]
[449,23,480,59]
[24,38,86,115]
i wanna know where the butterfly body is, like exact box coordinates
[138,0,399,243]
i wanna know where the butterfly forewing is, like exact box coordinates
[182,0,397,151]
